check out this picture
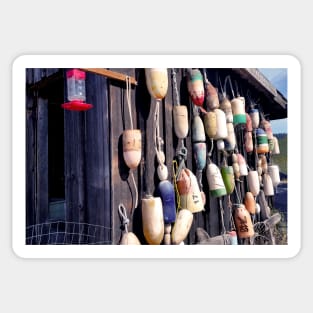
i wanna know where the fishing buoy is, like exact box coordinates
[237,153,248,176]
[256,128,269,154]
[120,232,141,245]
[232,153,240,180]
[145,68,168,100]
[231,97,246,125]
[260,154,268,174]
[122,129,142,169]
[187,69,204,106]
[244,192,256,214]
[157,164,168,181]
[206,163,227,197]
[220,97,233,123]
[225,122,236,151]
[173,105,189,139]
[171,209,193,245]
[247,170,260,196]
[214,108,228,140]
[261,119,274,140]
[157,180,176,224]
[177,168,204,213]
[255,203,261,214]
[203,111,217,139]
[233,204,255,239]
[263,173,274,196]
[249,108,260,129]
[221,166,235,194]
[229,231,238,245]
[272,136,280,154]
[245,113,253,132]
[193,143,206,171]
[205,80,219,110]
[217,139,225,151]
[192,115,206,143]
[244,131,253,153]
[142,196,164,245]
[268,165,281,188]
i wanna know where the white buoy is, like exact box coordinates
[263,173,274,196]
[268,165,281,188]
[247,171,260,196]
[214,109,228,140]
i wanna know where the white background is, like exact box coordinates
[1,1,309,313]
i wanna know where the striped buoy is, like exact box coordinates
[220,97,233,123]
[173,105,189,139]
[122,129,142,170]
[272,136,280,154]
[244,192,256,214]
[141,196,164,245]
[237,153,248,176]
[206,163,227,197]
[221,166,235,194]
[171,209,193,245]
[214,108,228,140]
[256,128,269,154]
[205,80,219,110]
[263,173,274,196]
[233,204,255,238]
[247,170,260,196]
[231,97,246,125]
[268,165,281,188]
[145,68,168,100]
[157,180,176,224]
[193,143,206,171]
[244,131,253,153]
[187,69,204,106]
[177,168,204,213]
[249,108,260,129]
[203,111,217,139]
[225,122,236,151]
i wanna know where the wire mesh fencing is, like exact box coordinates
[26,221,112,245]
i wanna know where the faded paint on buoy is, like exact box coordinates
[203,111,217,139]
[173,105,189,139]
[233,204,255,239]
[221,166,235,195]
[220,97,233,123]
[205,80,219,110]
[142,196,164,245]
[123,129,142,169]
[244,192,256,214]
[120,232,141,245]
[171,209,193,245]
[244,131,253,153]
[268,165,281,188]
[145,68,168,100]
[214,109,227,140]
[225,122,236,151]
[261,119,274,140]
[256,128,269,154]
[272,136,280,155]
[237,153,248,176]
[187,69,204,106]
[157,164,168,181]
[247,171,260,196]
[217,139,225,151]
[263,173,274,196]
[193,142,206,171]
[192,115,206,143]
[231,97,246,125]
[245,113,253,132]
[249,108,260,129]
[158,180,176,224]
[206,163,227,197]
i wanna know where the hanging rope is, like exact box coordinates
[118,204,129,233]
[171,68,180,106]
[224,75,235,99]
[125,76,134,130]
[154,99,165,166]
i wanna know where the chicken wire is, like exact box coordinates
[26,221,112,245]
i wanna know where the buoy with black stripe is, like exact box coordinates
[187,69,204,106]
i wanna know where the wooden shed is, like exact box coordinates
[25,67,287,245]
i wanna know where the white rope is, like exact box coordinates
[125,76,133,130]
[154,99,165,166]
[130,170,138,212]
[118,204,129,233]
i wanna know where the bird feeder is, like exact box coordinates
[62,69,93,111]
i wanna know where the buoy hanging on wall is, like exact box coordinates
[220,96,233,123]
[206,163,227,197]
[256,128,269,154]
[244,192,256,214]
[192,115,206,143]
[141,196,164,245]
[233,204,255,239]
[247,170,260,196]
[203,111,217,139]
[157,180,176,225]
[173,105,189,139]
[249,108,260,129]
[231,96,247,125]
[272,136,280,155]
[263,173,274,196]
[214,109,228,140]
[268,165,281,188]
[225,122,236,151]
[205,79,219,110]
[171,209,193,245]
[187,69,205,106]
[232,153,240,180]
[145,68,168,100]
[237,153,248,177]
[122,129,142,170]
[221,165,235,195]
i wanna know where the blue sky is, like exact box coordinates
[258,68,287,134]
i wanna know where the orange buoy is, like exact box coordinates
[214,108,228,140]
[173,105,189,139]
[187,69,204,106]
[244,131,253,153]
[171,209,193,245]
[244,192,256,214]
[122,129,142,169]
[205,80,219,110]
[203,111,217,139]
[206,163,227,197]
[177,168,204,213]
[145,68,168,100]
[233,204,255,238]
[247,170,260,196]
[142,196,164,245]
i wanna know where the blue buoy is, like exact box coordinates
[157,180,176,224]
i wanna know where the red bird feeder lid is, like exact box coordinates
[61,100,93,111]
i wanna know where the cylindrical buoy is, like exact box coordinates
[157,164,168,181]
[233,204,255,238]
[244,131,253,153]
[248,170,260,196]
[173,105,189,139]
[231,97,246,125]
[220,97,233,123]
[244,192,256,214]
[225,122,236,151]
[237,153,248,176]
[145,68,168,100]
[263,173,274,196]
[203,111,217,139]
[260,154,268,174]
[171,209,193,245]
[255,203,261,214]
[205,80,219,110]
[206,163,227,197]
[142,196,164,245]
[246,113,253,132]
[256,128,269,154]
[120,232,141,245]
[272,136,280,154]
[187,69,204,106]
[249,108,260,129]
[177,168,204,213]
[193,142,207,171]
[261,119,274,140]
[221,166,235,195]
[214,108,228,140]
[268,165,281,188]
[157,180,176,224]
[217,139,225,151]
[229,231,238,245]
[192,115,206,143]
[232,153,240,180]
[123,129,142,169]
